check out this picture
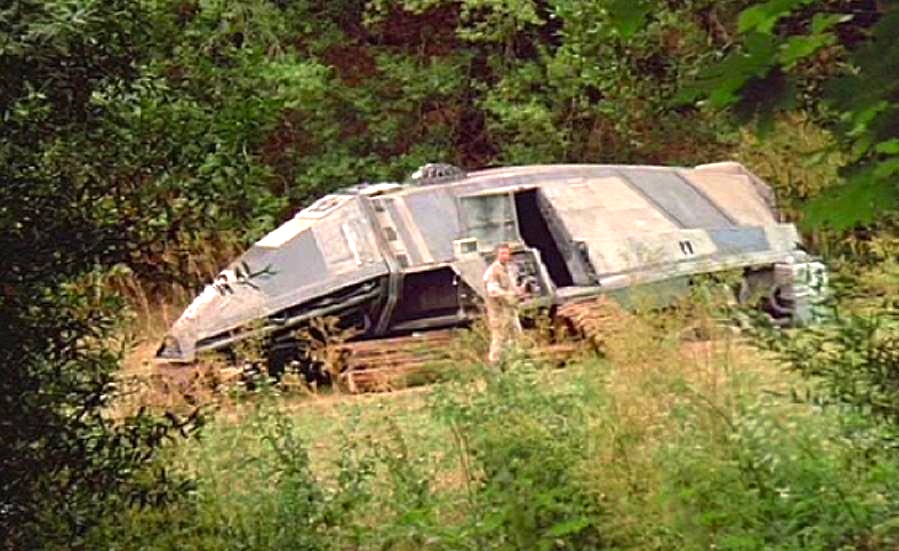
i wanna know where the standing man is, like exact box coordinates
[483,243,527,366]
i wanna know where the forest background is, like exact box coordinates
[3,0,899,549]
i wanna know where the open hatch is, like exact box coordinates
[457,187,583,292]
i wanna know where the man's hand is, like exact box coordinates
[514,285,532,304]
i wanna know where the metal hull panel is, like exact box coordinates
[158,162,814,363]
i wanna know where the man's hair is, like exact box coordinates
[494,242,511,254]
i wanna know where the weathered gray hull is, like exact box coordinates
[157,162,826,363]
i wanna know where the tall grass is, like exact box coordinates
[90,298,899,550]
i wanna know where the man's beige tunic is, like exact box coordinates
[483,260,523,364]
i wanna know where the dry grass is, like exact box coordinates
[571,300,814,544]
[105,287,878,550]
[113,281,799,480]
[109,276,235,418]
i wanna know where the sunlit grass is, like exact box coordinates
[93,275,899,550]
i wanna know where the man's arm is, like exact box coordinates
[484,267,522,305]
[506,263,530,297]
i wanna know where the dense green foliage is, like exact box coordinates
[4,0,899,547]
[6,0,895,286]
[762,303,899,433]
[1,2,202,547]
[3,0,772,287]
[686,0,899,228]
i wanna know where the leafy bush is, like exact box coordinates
[86,395,379,550]
[733,112,845,221]
[1,1,202,545]
[686,0,899,229]
[661,395,899,550]
[81,312,899,550]
[431,364,607,550]
[758,304,899,436]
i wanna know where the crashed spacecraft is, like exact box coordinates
[157,162,827,366]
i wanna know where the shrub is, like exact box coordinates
[757,304,899,436]
[431,363,607,550]
[660,395,899,550]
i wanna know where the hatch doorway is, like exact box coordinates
[514,189,573,287]
[392,267,460,323]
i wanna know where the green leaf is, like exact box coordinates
[687,32,778,108]
[873,156,899,179]
[737,4,771,33]
[850,134,875,162]
[607,0,651,38]
[802,167,899,230]
[777,33,835,68]
[547,516,590,537]
[709,85,740,108]
[811,12,853,34]
[875,139,899,155]
[672,86,703,106]
[738,0,813,34]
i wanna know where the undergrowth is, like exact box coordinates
[87,292,899,550]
